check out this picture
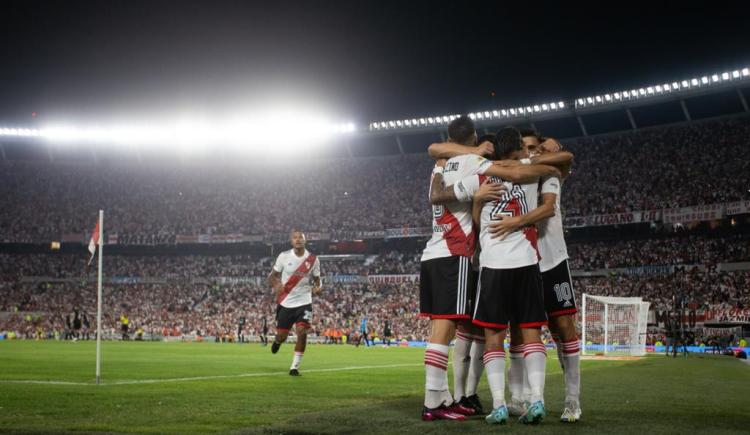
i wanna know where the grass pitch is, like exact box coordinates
[0,341,748,434]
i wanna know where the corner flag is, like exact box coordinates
[88,220,100,265]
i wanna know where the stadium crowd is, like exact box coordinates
[1,245,748,340]
[1,117,749,244]
[568,233,750,270]
[2,116,750,343]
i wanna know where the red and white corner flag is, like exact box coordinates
[88,220,100,265]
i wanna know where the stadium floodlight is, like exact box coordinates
[442,116,449,123]
[380,122,388,129]
[604,94,612,101]
[541,104,549,111]
[701,76,709,84]
[654,85,662,93]
[483,111,490,118]
[427,117,434,124]
[613,92,621,100]
[638,88,646,96]
[404,119,412,127]
[558,101,565,108]
[711,74,720,82]
[595,96,602,103]
[525,106,532,113]
[671,82,679,90]
[722,72,730,80]
[586,97,594,104]
[500,109,507,116]
[743,68,749,76]
[732,70,740,78]
[647,86,654,94]
[468,113,476,120]
[622,91,630,98]
[681,80,689,88]
[550,102,557,109]
[509,108,517,115]
[419,118,427,125]
[492,110,499,117]
[691,78,699,86]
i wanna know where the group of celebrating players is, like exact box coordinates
[419,116,581,425]
[264,115,581,425]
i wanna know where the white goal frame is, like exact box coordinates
[581,294,651,357]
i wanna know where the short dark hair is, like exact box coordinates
[477,133,495,144]
[492,127,524,160]
[519,128,545,142]
[448,115,476,145]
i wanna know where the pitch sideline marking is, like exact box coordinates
[0,363,423,387]
[1,353,634,387]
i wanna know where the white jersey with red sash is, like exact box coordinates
[421,154,493,262]
[273,249,321,308]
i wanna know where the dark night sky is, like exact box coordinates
[1,1,748,125]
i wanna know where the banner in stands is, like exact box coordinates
[662,203,724,224]
[725,200,750,216]
[366,274,420,284]
[61,233,85,243]
[117,233,177,246]
[175,235,199,244]
[651,309,750,328]
[384,227,431,239]
[705,308,750,324]
[214,276,263,285]
[623,265,674,276]
[328,275,364,284]
[563,210,660,228]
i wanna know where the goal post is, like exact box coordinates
[581,294,651,357]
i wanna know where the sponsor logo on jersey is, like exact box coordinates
[433,223,452,233]
[445,161,460,172]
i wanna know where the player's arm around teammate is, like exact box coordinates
[486,191,557,239]
[429,159,506,205]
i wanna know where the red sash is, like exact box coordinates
[277,254,317,304]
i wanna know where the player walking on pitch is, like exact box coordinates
[267,230,322,376]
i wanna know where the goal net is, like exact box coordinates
[581,294,650,357]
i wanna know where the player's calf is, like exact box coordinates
[549,314,581,415]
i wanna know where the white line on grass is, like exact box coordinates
[0,379,91,386]
[0,363,424,387]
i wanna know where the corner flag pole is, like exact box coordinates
[95,210,104,385]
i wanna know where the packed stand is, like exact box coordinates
[1,117,749,243]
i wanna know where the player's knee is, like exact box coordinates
[483,327,505,342]
[430,319,456,344]
[509,325,524,345]
[456,319,474,333]
[551,315,577,341]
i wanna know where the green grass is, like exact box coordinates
[0,341,748,434]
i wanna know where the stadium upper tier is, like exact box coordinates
[1,116,748,244]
